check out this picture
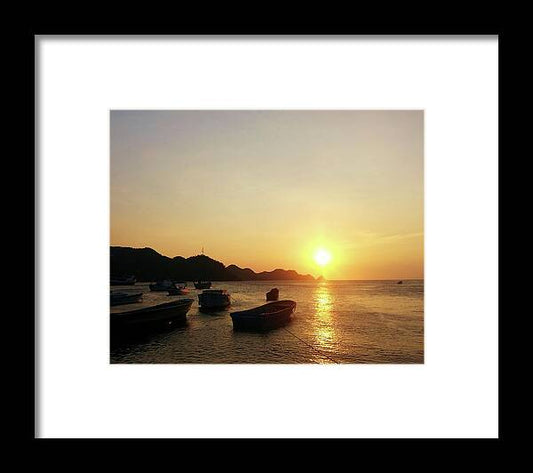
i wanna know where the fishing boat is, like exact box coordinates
[230,300,296,332]
[194,280,212,289]
[397,280,403,284]
[198,289,231,311]
[110,291,143,307]
[149,280,176,291]
[168,282,190,295]
[111,298,194,331]
[266,288,279,301]
[110,274,136,286]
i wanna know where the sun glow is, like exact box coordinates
[314,249,332,267]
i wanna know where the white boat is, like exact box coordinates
[198,289,231,312]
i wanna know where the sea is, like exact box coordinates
[110,279,424,364]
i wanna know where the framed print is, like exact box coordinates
[35,34,499,439]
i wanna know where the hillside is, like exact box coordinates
[110,247,316,282]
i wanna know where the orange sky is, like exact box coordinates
[111,110,423,280]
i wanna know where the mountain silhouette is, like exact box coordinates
[110,246,317,282]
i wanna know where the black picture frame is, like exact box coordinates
[28,20,503,447]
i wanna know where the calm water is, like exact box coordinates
[110,280,424,364]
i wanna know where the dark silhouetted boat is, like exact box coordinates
[194,281,212,289]
[230,300,296,332]
[198,289,231,311]
[168,282,190,295]
[149,280,176,291]
[110,274,136,286]
[111,298,194,332]
[397,280,403,284]
[266,288,279,301]
[110,291,143,307]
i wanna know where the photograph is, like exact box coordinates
[110,110,424,364]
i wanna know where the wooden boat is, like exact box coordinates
[110,274,136,286]
[397,280,403,284]
[230,300,296,332]
[110,291,143,307]
[266,288,279,301]
[194,280,212,289]
[149,280,176,291]
[198,289,231,311]
[111,298,194,331]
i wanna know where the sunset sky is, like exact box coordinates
[111,110,423,280]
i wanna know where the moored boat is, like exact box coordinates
[168,282,190,295]
[266,288,279,301]
[110,291,143,307]
[111,298,194,331]
[110,274,136,286]
[230,300,296,332]
[149,280,176,291]
[194,280,212,289]
[198,289,231,311]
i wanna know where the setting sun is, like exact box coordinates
[314,249,332,267]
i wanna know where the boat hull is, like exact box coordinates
[198,291,230,312]
[110,292,143,307]
[111,299,194,332]
[198,303,231,312]
[230,300,296,332]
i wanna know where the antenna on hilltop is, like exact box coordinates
[201,246,204,255]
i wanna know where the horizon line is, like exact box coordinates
[110,245,424,280]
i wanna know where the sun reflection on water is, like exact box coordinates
[313,283,335,354]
